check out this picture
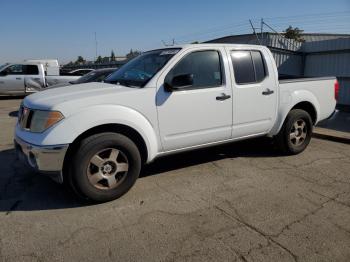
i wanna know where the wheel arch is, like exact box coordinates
[62,123,150,185]
[291,101,317,124]
[270,99,320,136]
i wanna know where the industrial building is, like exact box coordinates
[205,33,350,108]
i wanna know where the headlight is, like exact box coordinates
[30,110,64,133]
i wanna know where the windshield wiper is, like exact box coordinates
[106,79,139,88]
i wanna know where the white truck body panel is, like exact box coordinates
[16,44,336,164]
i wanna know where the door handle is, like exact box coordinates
[16,77,22,80]
[216,93,231,101]
[262,88,274,95]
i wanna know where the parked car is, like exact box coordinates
[0,62,79,95]
[49,68,117,88]
[15,44,336,202]
[61,68,95,76]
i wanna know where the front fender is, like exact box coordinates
[28,105,159,162]
[270,90,320,136]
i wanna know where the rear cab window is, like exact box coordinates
[25,65,39,75]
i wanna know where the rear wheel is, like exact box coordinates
[275,109,313,155]
[70,132,141,202]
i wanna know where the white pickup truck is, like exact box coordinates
[14,44,337,202]
[0,62,79,95]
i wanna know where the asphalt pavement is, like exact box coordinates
[0,98,350,262]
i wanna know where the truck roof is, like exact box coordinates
[150,43,268,52]
[162,43,267,49]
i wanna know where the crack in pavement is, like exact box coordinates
[310,190,350,209]
[214,205,299,262]
[267,191,348,238]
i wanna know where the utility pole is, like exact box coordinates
[94,32,98,61]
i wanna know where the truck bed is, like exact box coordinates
[279,76,336,83]
[278,76,336,124]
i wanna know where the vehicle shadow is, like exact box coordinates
[317,110,350,133]
[0,137,280,213]
[0,148,83,213]
[142,137,279,177]
[8,111,18,117]
[0,95,25,100]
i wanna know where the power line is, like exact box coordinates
[159,10,350,47]
[253,10,350,21]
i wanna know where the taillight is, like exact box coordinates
[334,80,339,101]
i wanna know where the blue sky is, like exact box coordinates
[0,0,349,64]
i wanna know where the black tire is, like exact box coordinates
[70,132,141,202]
[275,109,313,155]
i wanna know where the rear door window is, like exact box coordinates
[251,51,266,82]
[231,50,267,84]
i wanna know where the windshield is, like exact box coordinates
[0,63,9,71]
[105,48,181,87]
[74,70,100,84]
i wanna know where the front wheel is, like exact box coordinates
[70,132,141,202]
[275,109,313,155]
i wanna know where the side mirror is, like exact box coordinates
[0,71,7,76]
[164,74,193,92]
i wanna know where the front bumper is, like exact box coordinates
[14,135,69,183]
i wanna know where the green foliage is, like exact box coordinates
[75,56,85,64]
[284,26,305,42]
[96,55,103,63]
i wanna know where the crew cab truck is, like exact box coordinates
[14,44,337,202]
[0,62,79,95]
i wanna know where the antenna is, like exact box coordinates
[249,19,261,45]
[161,38,176,46]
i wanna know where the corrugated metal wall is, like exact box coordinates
[271,51,303,76]
[304,53,350,77]
[301,34,350,42]
[302,38,350,53]
[265,34,302,51]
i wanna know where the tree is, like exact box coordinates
[96,55,103,63]
[191,41,200,44]
[126,49,141,60]
[111,50,116,62]
[102,56,110,63]
[284,26,305,42]
[75,56,85,64]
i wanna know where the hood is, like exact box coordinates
[23,82,139,115]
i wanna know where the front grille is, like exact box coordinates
[18,105,33,130]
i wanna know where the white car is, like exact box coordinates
[14,44,337,202]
